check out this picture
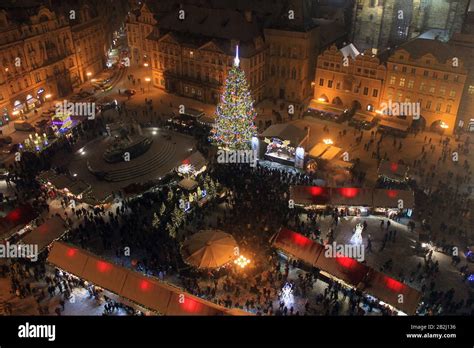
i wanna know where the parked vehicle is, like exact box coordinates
[124,89,136,96]
[14,122,34,132]
[0,136,13,145]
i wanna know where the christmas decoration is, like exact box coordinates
[210,45,257,150]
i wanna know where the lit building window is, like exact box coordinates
[399,78,405,87]
[468,85,474,95]
[389,76,396,85]
[446,105,452,113]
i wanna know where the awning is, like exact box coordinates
[178,178,198,191]
[49,174,74,190]
[67,180,91,197]
[330,187,373,206]
[260,123,308,147]
[320,146,342,161]
[357,269,422,315]
[21,216,66,252]
[309,143,331,158]
[119,272,173,314]
[352,113,374,122]
[314,255,370,287]
[181,151,207,171]
[378,119,410,131]
[378,160,409,181]
[372,189,415,209]
[272,228,324,266]
[47,242,248,316]
[0,204,38,240]
[81,258,128,295]
[290,186,331,205]
[165,292,226,316]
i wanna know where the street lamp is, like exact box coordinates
[145,77,151,92]
[143,62,149,67]
[45,94,52,108]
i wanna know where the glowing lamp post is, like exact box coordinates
[143,62,149,67]
[323,138,334,145]
[234,255,250,269]
[145,77,151,92]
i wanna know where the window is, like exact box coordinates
[189,51,194,59]
[426,100,431,109]
[291,67,297,80]
[399,78,405,87]
[420,82,426,92]
[411,68,416,74]
[454,75,459,82]
[407,80,414,89]
[436,103,441,112]
[397,92,402,101]
[393,65,398,71]
[439,86,446,95]
[328,80,333,88]
[319,78,324,86]
[372,89,378,97]
[423,70,429,77]
[402,66,407,73]
[432,72,438,79]
[468,85,474,94]
[363,87,368,95]
[449,90,456,97]
[184,86,189,93]
[446,105,452,113]
[444,74,449,80]
[429,86,435,94]
[389,76,396,85]
[336,82,341,89]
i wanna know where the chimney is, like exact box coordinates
[244,10,252,22]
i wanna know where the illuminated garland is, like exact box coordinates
[210,63,257,150]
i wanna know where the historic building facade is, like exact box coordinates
[381,39,468,133]
[127,0,338,112]
[352,0,471,52]
[313,38,469,134]
[314,44,386,113]
[0,2,108,124]
[125,3,156,66]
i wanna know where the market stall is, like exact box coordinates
[260,123,308,165]
[289,186,331,207]
[21,216,67,252]
[271,228,324,266]
[357,269,422,315]
[47,241,247,316]
[377,160,409,183]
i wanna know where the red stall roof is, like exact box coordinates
[372,189,415,209]
[378,160,409,181]
[47,243,89,277]
[47,242,249,316]
[314,254,370,287]
[0,204,38,239]
[290,186,331,205]
[358,270,422,315]
[330,187,373,207]
[120,272,173,314]
[272,228,324,266]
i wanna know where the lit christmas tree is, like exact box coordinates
[211,46,257,150]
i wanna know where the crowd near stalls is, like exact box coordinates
[46,241,247,316]
[271,228,422,315]
[290,185,415,218]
